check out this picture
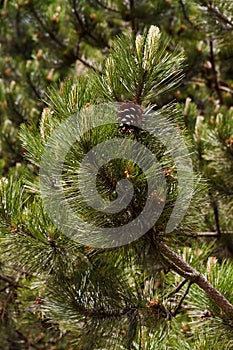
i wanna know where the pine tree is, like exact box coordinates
[0,1,233,349]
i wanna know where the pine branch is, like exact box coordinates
[218,85,233,94]
[206,2,233,28]
[28,3,64,48]
[129,0,137,35]
[26,72,45,100]
[15,7,22,39]
[172,281,192,317]
[165,279,188,298]
[78,56,101,72]
[158,241,233,319]
[70,0,86,32]
[179,0,199,30]
[212,199,221,238]
[188,78,233,94]
[70,0,110,48]
[6,93,25,124]
[209,40,224,105]
[197,231,233,236]
[71,0,98,43]
[0,272,18,287]
[15,330,40,350]
[95,0,120,13]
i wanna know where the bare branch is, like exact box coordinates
[172,281,193,316]
[129,0,137,35]
[209,40,224,104]
[197,231,233,236]
[158,241,233,319]
[165,279,188,298]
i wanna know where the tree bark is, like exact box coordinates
[158,241,233,319]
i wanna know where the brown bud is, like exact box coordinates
[51,15,59,23]
[89,13,97,20]
[4,68,11,76]
[36,49,43,59]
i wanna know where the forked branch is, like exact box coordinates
[158,241,233,319]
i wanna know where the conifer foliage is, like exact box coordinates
[0,1,233,349]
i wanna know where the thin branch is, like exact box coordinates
[29,3,64,48]
[15,7,21,38]
[218,85,233,94]
[95,0,120,13]
[71,0,110,48]
[179,0,199,30]
[78,56,100,72]
[0,271,29,290]
[15,330,40,350]
[197,231,233,237]
[7,93,25,124]
[209,191,221,238]
[129,0,137,35]
[26,72,45,100]
[188,78,206,84]
[172,281,193,317]
[158,241,233,319]
[135,70,147,104]
[162,255,199,282]
[188,78,233,94]
[0,273,18,286]
[212,200,221,238]
[206,2,233,28]
[209,40,224,105]
[71,0,87,33]
[165,279,188,298]
[1,289,14,320]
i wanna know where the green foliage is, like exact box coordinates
[0,0,233,349]
[94,27,184,103]
[187,258,233,350]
